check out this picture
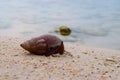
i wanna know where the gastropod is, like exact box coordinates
[55,25,72,36]
[20,34,64,56]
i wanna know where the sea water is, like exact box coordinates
[0,0,120,50]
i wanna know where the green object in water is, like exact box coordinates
[56,25,72,36]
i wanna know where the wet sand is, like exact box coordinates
[0,36,120,80]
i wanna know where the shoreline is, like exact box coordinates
[0,36,120,80]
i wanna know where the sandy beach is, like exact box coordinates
[0,36,120,80]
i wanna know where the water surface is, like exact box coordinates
[0,0,120,50]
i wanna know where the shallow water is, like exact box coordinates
[0,0,120,50]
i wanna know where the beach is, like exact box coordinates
[0,36,120,80]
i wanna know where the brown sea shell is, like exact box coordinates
[20,34,64,56]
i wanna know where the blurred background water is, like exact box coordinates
[0,0,120,50]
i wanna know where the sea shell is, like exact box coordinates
[20,34,64,56]
[55,25,72,36]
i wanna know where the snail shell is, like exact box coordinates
[20,34,64,56]
[55,25,72,36]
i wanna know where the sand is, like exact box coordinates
[0,36,120,80]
